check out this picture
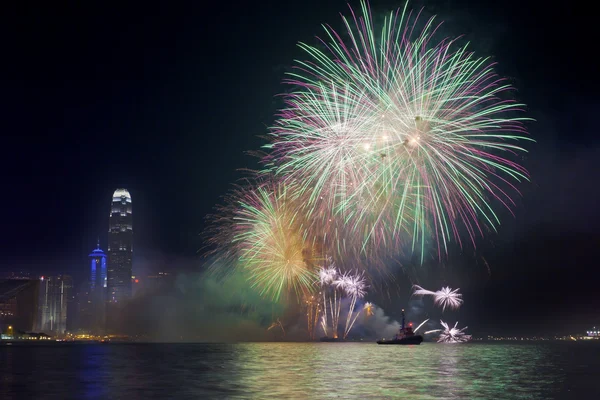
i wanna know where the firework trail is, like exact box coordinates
[320,265,343,338]
[267,318,286,337]
[412,285,463,311]
[427,320,471,343]
[267,0,532,261]
[318,263,337,337]
[318,266,368,339]
[304,293,321,340]
[413,318,429,333]
[412,285,436,297]
[336,271,367,339]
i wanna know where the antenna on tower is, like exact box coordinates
[401,309,405,330]
[97,237,100,249]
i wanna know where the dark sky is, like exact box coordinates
[1,1,598,334]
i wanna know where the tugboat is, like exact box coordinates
[377,309,423,345]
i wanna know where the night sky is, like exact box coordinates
[1,0,598,335]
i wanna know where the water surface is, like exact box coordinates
[1,341,598,399]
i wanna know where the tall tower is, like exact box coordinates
[107,188,133,304]
[82,241,108,333]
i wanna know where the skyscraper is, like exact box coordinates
[1,278,40,332]
[38,275,72,334]
[81,242,108,332]
[107,188,133,303]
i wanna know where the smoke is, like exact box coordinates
[116,265,286,342]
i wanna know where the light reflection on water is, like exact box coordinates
[1,342,599,399]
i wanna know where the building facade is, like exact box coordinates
[0,279,40,333]
[81,243,108,333]
[107,188,133,304]
[38,275,73,334]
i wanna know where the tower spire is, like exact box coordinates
[97,237,100,249]
[401,309,405,330]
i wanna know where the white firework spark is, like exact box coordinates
[319,263,338,286]
[338,270,367,338]
[412,285,463,311]
[433,320,471,343]
[433,287,463,311]
[413,318,430,333]
[412,285,436,297]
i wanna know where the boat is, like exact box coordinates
[376,309,423,345]
[319,337,346,342]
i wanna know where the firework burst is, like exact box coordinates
[267,0,532,261]
[337,270,367,338]
[211,183,321,301]
[412,285,463,311]
[319,266,368,339]
[363,302,374,317]
[433,287,463,311]
[427,320,471,343]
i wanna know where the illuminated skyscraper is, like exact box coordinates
[107,188,133,303]
[80,241,108,332]
[90,240,107,291]
[38,275,72,334]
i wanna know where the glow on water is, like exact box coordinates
[2,342,599,398]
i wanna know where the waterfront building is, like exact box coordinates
[38,275,73,334]
[107,188,133,303]
[83,242,108,333]
[0,279,40,332]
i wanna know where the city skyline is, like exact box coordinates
[0,0,597,337]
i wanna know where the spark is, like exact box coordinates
[266,0,532,262]
[412,285,463,311]
[432,320,471,343]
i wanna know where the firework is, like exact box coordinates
[428,320,471,343]
[267,318,286,337]
[337,270,367,339]
[318,266,368,339]
[413,318,429,333]
[412,285,436,297]
[267,0,532,261]
[412,285,463,311]
[364,302,374,317]
[212,183,321,301]
[304,293,321,340]
[319,264,343,338]
[433,287,463,311]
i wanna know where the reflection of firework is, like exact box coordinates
[412,285,463,311]
[268,0,532,261]
[427,320,471,343]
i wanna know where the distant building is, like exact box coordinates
[0,279,40,332]
[84,242,108,333]
[1,271,31,280]
[38,275,73,334]
[107,188,133,303]
[145,271,172,292]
